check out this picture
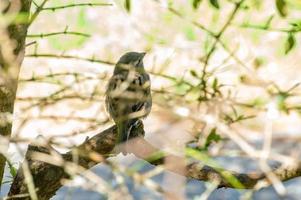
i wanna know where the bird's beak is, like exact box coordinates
[140,52,146,58]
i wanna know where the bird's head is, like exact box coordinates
[114,52,146,74]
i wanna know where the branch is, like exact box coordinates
[7,120,301,199]
[0,0,32,189]
[42,3,113,11]
[164,1,246,101]
[27,31,90,38]
[236,23,301,34]
[25,53,114,65]
[29,0,49,25]
[158,0,265,85]
[200,0,245,95]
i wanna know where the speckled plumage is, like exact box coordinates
[105,52,152,147]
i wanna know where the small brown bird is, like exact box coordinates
[105,52,152,153]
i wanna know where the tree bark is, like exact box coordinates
[0,0,32,188]
[7,120,301,200]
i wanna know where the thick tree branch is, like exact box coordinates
[7,120,301,199]
[0,0,32,187]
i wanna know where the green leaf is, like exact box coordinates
[7,160,17,178]
[49,8,91,50]
[185,87,201,101]
[204,128,222,149]
[209,0,220,9]
[276,94,287,113]
[263,15,274,29]
[175,82,191,95]
[290,20,301,31]
[192,0,203,9]
[184,26,197,41]
[212,78,218,90]
[190,70,198,77]
[276,0,288,17]
[285,33,296,54]
[286,0,301,9]
[125,0,131,12]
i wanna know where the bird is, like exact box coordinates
[105,52,152,154]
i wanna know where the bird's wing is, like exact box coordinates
[106,72,151,120]
[105,74,125,120]
[128,73,152,117]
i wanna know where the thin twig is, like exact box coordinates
[236,23,301,33]
[25,41,37,47]
[42,3,113,11]
[25,53,114,65]
[27,31,90,38]
[29,0,49,26]
[202,0,245,77]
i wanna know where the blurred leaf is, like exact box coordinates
[174,82,191,95]
[163,12,173,23]
[251,0,263,10]
[209,0,220,9]
[167,0,174,7]
[190,70,198,77]
[263,15,274,29]
[192,0,203,9]
[184,26,197,41]
[145,33,167,45]
[125,0,131,12]
[290,20,301,31]
[276,0,288,17]
[49,8,91,50]
[286,0,301,9]
[212,78,218,90]
[211,78,222,97]
[185,87,201,101]
[284,33,296,54]
[276,93,288,112]
[7,160,17,178]
[253,57,266,69]
[204,128,222,149]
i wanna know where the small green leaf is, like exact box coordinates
[285,33,296,54]
[290,20,301,31]
[205,128,222,149]
[190,70,198,77]
[192,0,203,9]
[276,0,288,17]
[209,0,220,9]
[276,93,288,112]
[185,87,201,101]
[175,82,191,95]
[125,0,131,12]
[263,15,274,29]
[212,78,218,90]
[49,8,91,50]
[7,160,17,178]
[184,26,197,41]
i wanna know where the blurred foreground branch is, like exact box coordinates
[7,121,301,199]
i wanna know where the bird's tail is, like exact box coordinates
[116,119,137,154]
[116,119,138,143]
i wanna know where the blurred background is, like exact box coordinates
[1,0,301,199]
